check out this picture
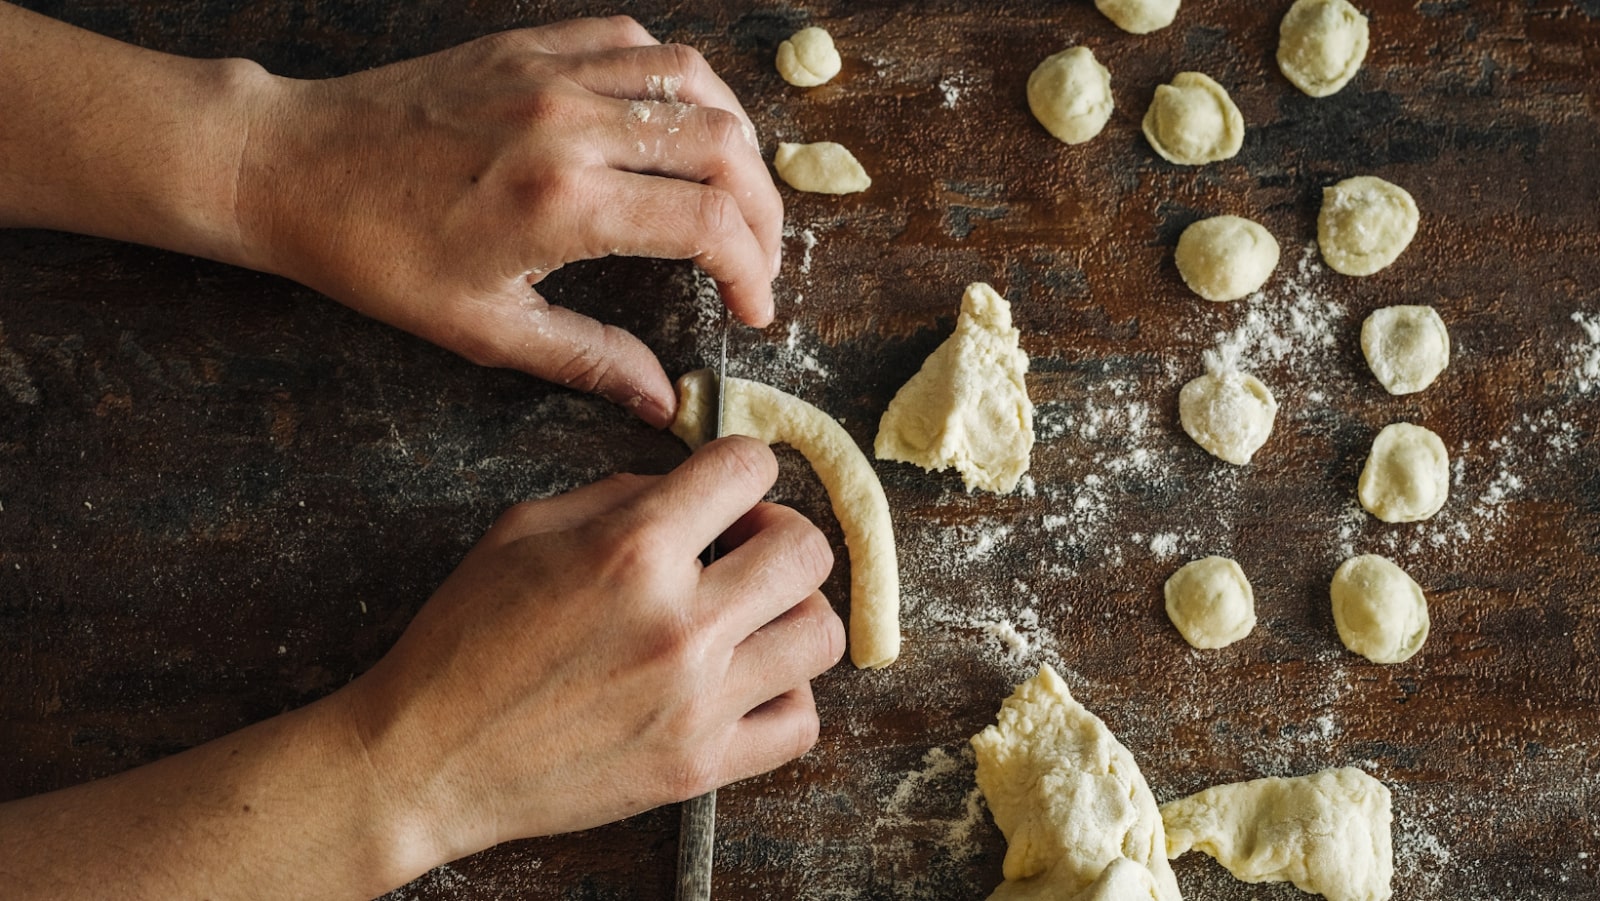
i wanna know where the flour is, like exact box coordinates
[1570,310,1600,392]
[1207,243,1346,377]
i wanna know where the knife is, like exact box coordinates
[676,308,729,901]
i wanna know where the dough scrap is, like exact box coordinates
[1161,767,1394,901]
[1278,0,1370,98]
[1361,305,1450,395]
[1178,368,1278,465]
[1142,72,1244,166]
[672,370,899,669]
[1358,422,1449,522]
[1330,554,1429,664]
[776,26,841,87]
[774,141,871,195]
[1174,215,1281,302]
[1095,0,1180,34]
[972,665,1182,901]
[1027,47,1114,145]
[875,282,1034,494]
[1164,556,1256,649]
[1318,176,1418,276]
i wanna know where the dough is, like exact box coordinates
[972,665,1182,901]
[1164,556,1256,649]
[774,142,871,195]
[1178,368,1278,465]
[1330,554,1429,664]
[875,282,1034,494]
[1357,422,1449,522]
[1027,47,1113,145]
[1278,0,1370,98]
[1095,0,1180,34]
[1361,305,1449,395]
[1161,767,1394,901]
[672,370,899,669]
[1318,176,1419,276]
[776,26,841,87]
[1142,72,1244,166]
[1174,215,1281,302]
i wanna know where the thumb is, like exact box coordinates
[486,293,677,428]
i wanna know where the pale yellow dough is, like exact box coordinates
[1330,554,1429,664]
[672,371,899,669]
[774,141,871,194]
[1361,305,1450,395]
[1178,368,1278,465]
[1358,422,1449,522]
[1164,556,1256,649]
[1318,176,1418,276]
[1161,767,1394,901]
[1278,0,1370,98]
[875,283,1034,494]
[1174,215,1280,302]
[1142,72,1244,166]
[1027,47,1113,145]
[972,665,1182,901]
[1095,0,1180,34]
[776,26,841,87]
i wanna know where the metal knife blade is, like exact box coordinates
[676,308,730,901]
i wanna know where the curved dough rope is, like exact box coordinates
[671,370,900,669]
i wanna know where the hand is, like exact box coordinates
[236,17,784,427]
[340,436,844,865]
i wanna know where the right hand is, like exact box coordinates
[337,436,844,869]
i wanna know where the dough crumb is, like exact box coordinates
[1358,422,1449,522]
[1027,46,1113,145]
[972,664,1182,900]
[774,141,871,194]
[1318,176,1419,276]
[1096,0,1180,34]
[1164,556,1256,649]
[875,282,1034,494]
[1330,553,1429,663]
[1178,367,1278,465]
[1142,72,1244,165]
[1278,0,1370,98]
[776,26,841,87]
[1175,215,1281,302]
[1361,305,1449,394]
[1162,767,1394,901]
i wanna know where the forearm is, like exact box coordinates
[0,1,270,267]
[0,690,439,901]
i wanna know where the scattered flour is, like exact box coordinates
[783,222,821,275]
[937,72,978,108]
[1206,243,1346,377]
[1569,310,1600,393]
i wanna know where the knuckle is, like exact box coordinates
[788,710,821,759]
[605,15,655,45]
[553,345,614,394]
[698,107,746,157]
[694,188,740,243]
[792,524,836,585]
[714,436,775,494]
[662,42,710,82]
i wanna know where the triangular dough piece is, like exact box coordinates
[875,282,1034,494]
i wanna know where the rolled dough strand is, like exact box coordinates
[671,369,901,669]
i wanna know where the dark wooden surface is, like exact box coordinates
[4,1,1599,898]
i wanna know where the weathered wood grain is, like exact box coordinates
[3,1,1598,899]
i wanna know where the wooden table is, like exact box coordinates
[3,1,1598,898]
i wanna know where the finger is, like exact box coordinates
[518,15,660,55]
[703,505,834,636]
[568,43,783,277]
[479,473,659,551]
[726,591,845,710]
[604,99,783,280]
[723,682,822,786]
[569,170,775,327]
[612,436,777,556]
[475,295,677,427]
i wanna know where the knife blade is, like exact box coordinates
[676,308,729,901]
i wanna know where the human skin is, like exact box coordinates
[0,4,783,427]
[0,4,835,898]
[0,437,845,899]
